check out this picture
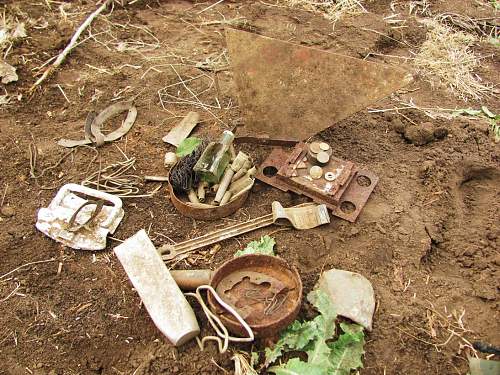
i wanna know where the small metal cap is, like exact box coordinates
[325,172,336,181]
[319,142,330,151]
[309,142,321,154]
[316,151,330,166]
[309,166,323,179]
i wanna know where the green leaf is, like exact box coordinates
[264,320,319,366]
[328,324,365,375]
[453,108,482,117]
[176,137,201,157]
[308,289,337,339]
[250,351,259,367]
[269,358,326,375]
[265,291,364,375]
[234,235,276,257]
[306,339,331,367]
[481,106,495,118]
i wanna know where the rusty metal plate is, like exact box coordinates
[280,144,355,204]
[256,144,379,222]
[226,29,412,141]
[331,169,379,222]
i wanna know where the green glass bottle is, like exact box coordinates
[194,130,234,184]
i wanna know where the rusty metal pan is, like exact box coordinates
[207,254,302,338]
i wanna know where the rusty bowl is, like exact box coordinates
[167,181,249,221]
[207,254,302,338]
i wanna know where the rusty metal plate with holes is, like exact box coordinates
[256,144,379,222]
[280,144,355,204]
[226,29,412,142]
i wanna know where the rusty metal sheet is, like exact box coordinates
[226,29,412,141]
[331,169,379,222]
[256,144,379,222]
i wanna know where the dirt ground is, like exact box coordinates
[0,0,499,374]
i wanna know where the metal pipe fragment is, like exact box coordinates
[144,175,169,182]
[231,159,252,182]
[171,269,214,290]
[187,189,199,203]
[229,182,253,202]
[186,201,215,208]
[214,152,249,203]
[211,184,220,194]
[214,167,234,204]
[229,176,254,195]
[246,166,257,178]
[197,181,208,202]
[229,144,237,161]
[219,190,232,205]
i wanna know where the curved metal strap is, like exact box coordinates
[66,200,105,232]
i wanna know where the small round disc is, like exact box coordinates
[309,142,321,154]
[309,166,323,179]
[316,151,330,165]
[325,172,336,181]
[319,142,330,151]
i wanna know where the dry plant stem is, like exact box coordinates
[0,184,7,207]
[0,258,57,281]
[29,0,111,92]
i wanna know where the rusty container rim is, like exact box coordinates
[167,180,249,221]
[207,254,303,338]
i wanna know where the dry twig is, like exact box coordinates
[29,0,111,91]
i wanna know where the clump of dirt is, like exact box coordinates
[402,121,449,145]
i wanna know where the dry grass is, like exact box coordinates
[232,352,258,375]
[398,301,478,363]
[0,9,27,58]
[435,12,499,39]
[414,19,495,101]
[280,0,367,25]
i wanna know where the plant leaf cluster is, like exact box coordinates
[176,137,202,157]
[453,106,500,141]
[234,235,276,257]
[266,289,365,375]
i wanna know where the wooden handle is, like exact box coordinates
[170,269,213,290]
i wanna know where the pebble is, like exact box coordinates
[164,152,177,167]
[433,127,449,139]
[391,118,406,134]
[1,205,15,217]
[350,227,360,236]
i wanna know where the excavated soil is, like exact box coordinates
[0,1,498,374]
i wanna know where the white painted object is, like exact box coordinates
[312,269,375,331]
[164,151,177,167]
[36,183,123,250]
[114,230,200,346]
